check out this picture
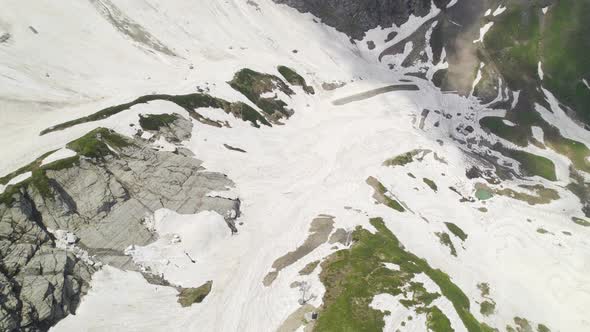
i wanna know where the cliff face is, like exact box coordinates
[274,0,450,39]
[0,115,240,331]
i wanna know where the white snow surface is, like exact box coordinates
[492,5,507,16]
[0,171,32,194]
[531,126,545,144]
[538,61,544,80]
[0,1,587,332]
[473,22,494,43]
[41,148,77,166]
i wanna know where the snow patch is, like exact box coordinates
[502,120,516,127]
[473,22,494,43]
[383,262,400,271]
[511,90,521,110]
[128,209,231,287]
[0,171,32,194]
[493,5,507,16]
[531,126,544,144]
[41,148,77,166]
[471,62,485,95]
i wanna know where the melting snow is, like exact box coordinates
[0,1,586,331]
[502,119,516,127]
[41,148,77,166]
[8,171,32,185]
[0,171,32,194]
[471,62,485,95]
[531,126,544,143]
[473,22,494,43]
[492,5,507,16]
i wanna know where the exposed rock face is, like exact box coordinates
[0,116,240,331]
[274,0,449,39]
[138,113,193,143]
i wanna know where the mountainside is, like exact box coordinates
[0,1,588,331]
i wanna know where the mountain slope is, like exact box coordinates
[0,1,588,331]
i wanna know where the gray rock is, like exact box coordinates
[140,113,193,144]
[0,122,240,331]
[274,0,449,40]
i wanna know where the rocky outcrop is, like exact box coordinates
[274,0,450,40]
[138,113,193,143]
[0,116,240,331]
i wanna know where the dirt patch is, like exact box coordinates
[366,176,405,212]
[299,260,320,275]
[263,215,334,286]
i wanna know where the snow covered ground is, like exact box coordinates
[1,0,588,331]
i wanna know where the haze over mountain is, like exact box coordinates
[0,1,588,331]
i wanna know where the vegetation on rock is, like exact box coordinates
[177,281,213,307]
[277,65,315,94]
[315,218,495,332]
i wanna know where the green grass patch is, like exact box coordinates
[229,68,294,119]
[543,127,590,174]
[426,306,453,332]
[0,152,81,206]
[475,183,559,205]
[495,145,557,181]
[40,92,270,135]
[484,5,541,88]
[542,0,590,123]
[366,177,405,212]
[435,232,457,257]
[138,113,179,131]
[383,149,431,167]
[513,317,533,332]
[479,117,530,147]
[479,1,590,172]
[480,300,495,316]
[277,65,315,94]
[477,283,490,297]
[1,128,135,206]
[0,150,56,185]
[299,260,320,275]
[572,217,590,227]
[445,222,468,242]
[483,0,590,123]
[177,280,212,307]
[67,128,133,160]
[423,178,438,192]
[315,218,495,332]
[537,323,551,332]
[475,187,493,200]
